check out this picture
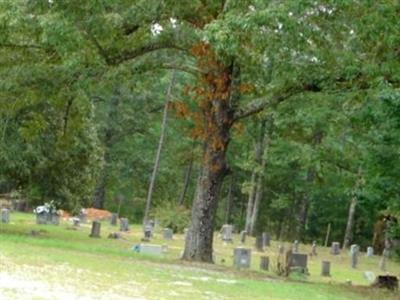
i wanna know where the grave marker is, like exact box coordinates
[255,235,264,252]
[350,244,359,268]
[287,252,308,274]
[293,240,299,253]
[110,213,118,226]
[330,242,340,255]
[120,218,129,232]
[260,256,269,271]
[163,228,173,240]
[89,221,101,238]
[1,208,10,224]
[321,261,331,276]
[311,241,317,256]
[220,224,233,242]
[366,246,374,257]
[233,247,251,269]
[240,230,247,244]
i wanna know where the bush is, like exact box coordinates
[154,202,191,233]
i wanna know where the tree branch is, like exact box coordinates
[233,85,304,122]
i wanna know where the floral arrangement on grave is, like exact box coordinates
[33,200,60,215]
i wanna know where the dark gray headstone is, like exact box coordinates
[89,221,101,238]
[350,244,359,268]
[110,213,118,226]
[1,208,10,224]
[163,228,173,240]
[36,212,59,225]
[287,253,308,271]
[321,261,331,276]
[330,242,340,255]
[220,224,233,242]
[260,256,269,271]
[255,235,264,252]
[120,218,129,232]
[233,247,251,269]
[240,230,247,244]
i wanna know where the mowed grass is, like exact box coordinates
[0,213,399,300]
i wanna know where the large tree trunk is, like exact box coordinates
[182,61,234,262]
[143,72,176,225]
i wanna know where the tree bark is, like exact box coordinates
[178,147,195,206]
[93,172,107,209]
[244,170,257,233]
[182,61,234,262]
[224,175,234,224]
[143,71,177,225]
[343,196,357,249]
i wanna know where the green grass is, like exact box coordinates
[0,212,399,300]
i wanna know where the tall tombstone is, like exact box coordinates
[350,244,359,268]
[233,247,251,269]
[120,218,129,232]
[287,252,308,273]
[321,261,331,277]
[240,230,247,244]
[1,208,10,224]
[260,256,269,271]
[142,223,153,241]
[293,240,299,253]
[330,242,340,255]
[311,241,317,256]
[220,224,233,242]
[89,221,101,238]
[110,213,118,226]
[163,228,173,240]
[255,234,264,252]
[78,210,87,224]
[262,232,270,247]
[366,246,374,257]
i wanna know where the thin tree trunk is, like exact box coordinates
[343,196,357,249]
[178,147,195,206]
[93,172,107,209]
[244,170,257,232]
[143,72,177,225]
[225,175,234,224]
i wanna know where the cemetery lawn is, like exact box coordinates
[0,213,399,300]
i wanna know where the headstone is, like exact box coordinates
[110,213,118,226]
[255,235,264,252]
[293,240,299,253]
[278,245,285,255]
[163,228,173,240]
[137,244,166,256]
[260,256,269,271]
[78,210,87,224]
[262,232,270,247]
[1,208,10,224]
[366,246,374,257]
[143,221,155,238]
[120,218,129,232]
[350,244,359,268]
[233,247,251,269]
[330,242,340,255]
[311,241,317,256]
[240,230,247,244]
[72,217,80,227]
[287,252,308,273]
[89,221,101,238]
[364,271,376,283]
[220,224,233,242]
[321,261,331,276]
[36,212,59,225]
